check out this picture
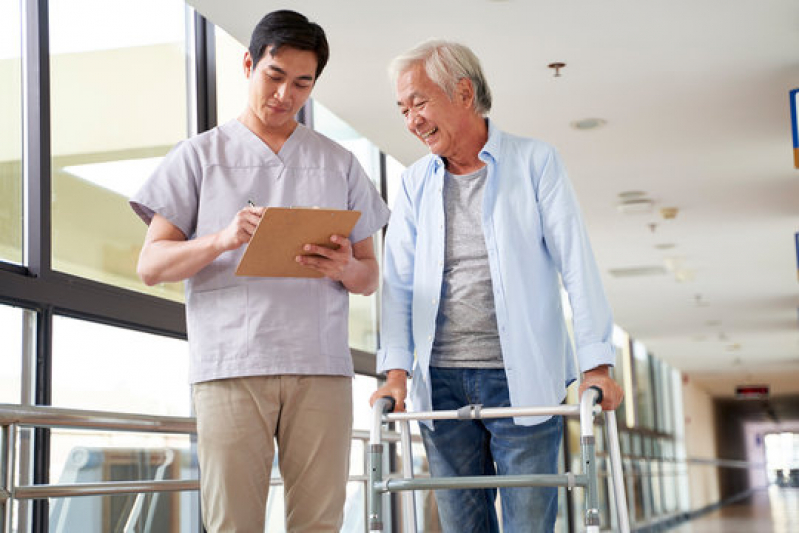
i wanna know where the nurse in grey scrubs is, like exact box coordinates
[130,10,389,533]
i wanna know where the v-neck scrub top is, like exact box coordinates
[131,119,390,383]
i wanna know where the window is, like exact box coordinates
[312,100,383,353]
[0,304,29,404]
[48,0,187,301]
[215,25,248,125]
[51,315,190,416]
[0,0,22,265]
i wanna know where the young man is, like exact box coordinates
[131,10,389,532]
[371,40,623,532]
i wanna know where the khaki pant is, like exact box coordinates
[192,375,353,533]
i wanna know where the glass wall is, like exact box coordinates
[0,0,22,264]
[0,304,27,404]
[311,100,383,354]
[214,26,248,125]
[47,0,186,301]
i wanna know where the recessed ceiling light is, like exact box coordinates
[618,190,647,199]
[654,243,676,250]
[571,118,607,130]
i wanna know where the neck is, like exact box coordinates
[238,110,297,154]
[444,115,489,175]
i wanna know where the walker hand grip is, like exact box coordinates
[379,396,396,413]
[588,386,604,405]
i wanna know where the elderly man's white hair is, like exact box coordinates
[389,40,493,115]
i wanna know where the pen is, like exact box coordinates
[247,199,255,208]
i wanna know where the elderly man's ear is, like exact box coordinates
[455,78,475,107]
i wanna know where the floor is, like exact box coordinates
[666,487,799,533]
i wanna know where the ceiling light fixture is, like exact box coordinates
[548,62,566,77]
[571,118,607,130]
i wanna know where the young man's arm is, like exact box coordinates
[137,208,263,286]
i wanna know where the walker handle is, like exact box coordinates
[588,385,604,405]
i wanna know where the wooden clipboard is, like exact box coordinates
[235,207,361,278]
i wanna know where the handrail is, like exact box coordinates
[0,404,400,504]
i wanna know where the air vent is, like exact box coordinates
[608,266,667,277]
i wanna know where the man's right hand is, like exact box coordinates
[369,369,408,413]
[216,205,264,252]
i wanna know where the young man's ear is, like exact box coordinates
[243,51,253,78]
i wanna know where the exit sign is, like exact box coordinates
[735,385,769,399]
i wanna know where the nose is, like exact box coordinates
[405,108,423,129]
[273,82,289,101]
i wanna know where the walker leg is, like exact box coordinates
[605,411,630,533]
[399,420,417,533]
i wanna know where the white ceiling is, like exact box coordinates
[190,0,799,397]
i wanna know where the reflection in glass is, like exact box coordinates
[0,0,22,264]
[51,315,190,416]
[48,0,186,301]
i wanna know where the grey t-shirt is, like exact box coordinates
[130,119,390,383]
[431,166,503,368]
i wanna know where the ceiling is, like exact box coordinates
[189,0,799,397]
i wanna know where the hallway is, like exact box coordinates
[667,487,799,533]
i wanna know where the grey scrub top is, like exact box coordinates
[131,119,390,383]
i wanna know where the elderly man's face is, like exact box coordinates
[396,64,471,160]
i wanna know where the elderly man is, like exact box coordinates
[371,40,623,532]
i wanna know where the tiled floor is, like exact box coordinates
[667,487,799,533]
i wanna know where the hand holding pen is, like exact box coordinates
[216,199,264,252]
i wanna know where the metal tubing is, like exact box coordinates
[0,404,196,435]
[606,411,631,533]
[368,398,393,531]
[398,420,416,533]
[382,473,588,492]
[579,388,601,438]
[385,404,579,422]
[14,479,198,500]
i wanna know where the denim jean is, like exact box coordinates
[420,367,562,533]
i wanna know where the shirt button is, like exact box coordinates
[427,335,432,341]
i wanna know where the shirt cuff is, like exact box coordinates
[576,341,616,373]
[376,347,414,377]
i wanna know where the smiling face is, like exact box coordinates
[396,63,474,161]
[242,45,317,137]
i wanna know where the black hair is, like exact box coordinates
[248,10,329,80]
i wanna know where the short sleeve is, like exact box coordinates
[345,152,390,243]
[129,140,202,239]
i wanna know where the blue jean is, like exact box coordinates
[420,367,562,533]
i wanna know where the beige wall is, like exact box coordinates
[681,376,721,510]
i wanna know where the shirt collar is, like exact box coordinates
[431,117,500,171]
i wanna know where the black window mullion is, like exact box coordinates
[193,10,216,133]
[21,2,52,531]
[22,0,51,278]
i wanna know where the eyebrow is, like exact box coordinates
[397,91,423,108]
[267,65,315,82]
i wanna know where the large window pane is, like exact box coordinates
[0,0,22,264]
[48,0,186,301]
[312,100,383,353]
[215,25,248,125]
[0,304,27,403]
[51,315,190,416]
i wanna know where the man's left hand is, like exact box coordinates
[296,235,353,281]
[578,365,624,411]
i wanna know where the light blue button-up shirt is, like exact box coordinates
[377,120,615,426]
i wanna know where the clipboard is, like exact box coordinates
[235,207,361,278]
